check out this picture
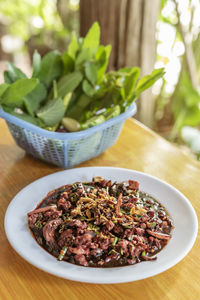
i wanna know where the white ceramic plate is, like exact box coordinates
[4,167,198,284]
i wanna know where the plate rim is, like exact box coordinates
[4,166,198,284]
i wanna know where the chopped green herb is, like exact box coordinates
[108,249,120,255]
[34,220,43,229]
[112,236,118,246]
[122,224,133,228]
[88,224,100,234]
[61,213,70,221]
[141,251,146,257]
[59,224,65,233]
[58,246,68,261]
[150,222,156,228]
[134,215,143,220]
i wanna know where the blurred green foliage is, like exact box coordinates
[155,0,200,143]
[0,0,78,54]
[0,0,63,39]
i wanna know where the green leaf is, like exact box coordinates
[85,62,97,85]
[185,94,200,107]
[161,0,168,9]
[23,83,47,116]
[118,67,134,73]
[96,45,112,82]
[135,68,165,95]
[75,49,92,68]
[0,83,9,97]
[178,74,200,108]
[7,62,27,82]
[2,106,43,126]
[62,52,74,74]
[82,80,94,97]
[63,92,72,112]
[66,94,92,120]
[32,50,41,78]
[82,22,100,52]
[4,71,13,84]
[1,105,14,114]
[68,33,79,59]
[3,63,26,84]
[37,97,65,126]
[12,113,43,126]
[38,50,63,88]
[0,78,38,108]
[57,71,83,98]
[182,106,200,127]
[124,67,140,98]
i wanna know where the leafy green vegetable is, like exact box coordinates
[32,50,41,78]
[1,22,164,133]
[57,71,83,98]
[24,83,47,116]
[2,105,43,126]
[136,68,165,95]
[66,94,92,120]
[7,62,27,82]
[3,62,27,84]
[124,67,140,98]
[82,22,100,54]
[38,50,63,88]
[62,52,74,75]
[0,83,9,97]
[68,33,79,59]
[4,71,13,84]
[96,45,112,82]
[37,97,65,126]
[0,78,38,108]
[63,92,73,112]
[82,79,94,97]
[85,61,98,85]
[75,49,92,68]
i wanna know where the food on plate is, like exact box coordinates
[27,177,173,267]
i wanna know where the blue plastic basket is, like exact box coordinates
[0,103,137,168]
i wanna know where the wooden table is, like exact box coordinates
[0,118,199,300]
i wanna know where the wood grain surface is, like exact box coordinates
[0,118,199,300]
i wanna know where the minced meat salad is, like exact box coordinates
[27,177,173,267]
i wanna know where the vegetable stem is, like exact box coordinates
[112,236,118,246]
[53,80,58,99]
[58,246,68,261]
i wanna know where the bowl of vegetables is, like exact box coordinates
[0,22,164,168]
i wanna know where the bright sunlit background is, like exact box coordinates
[0,0,200,158]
